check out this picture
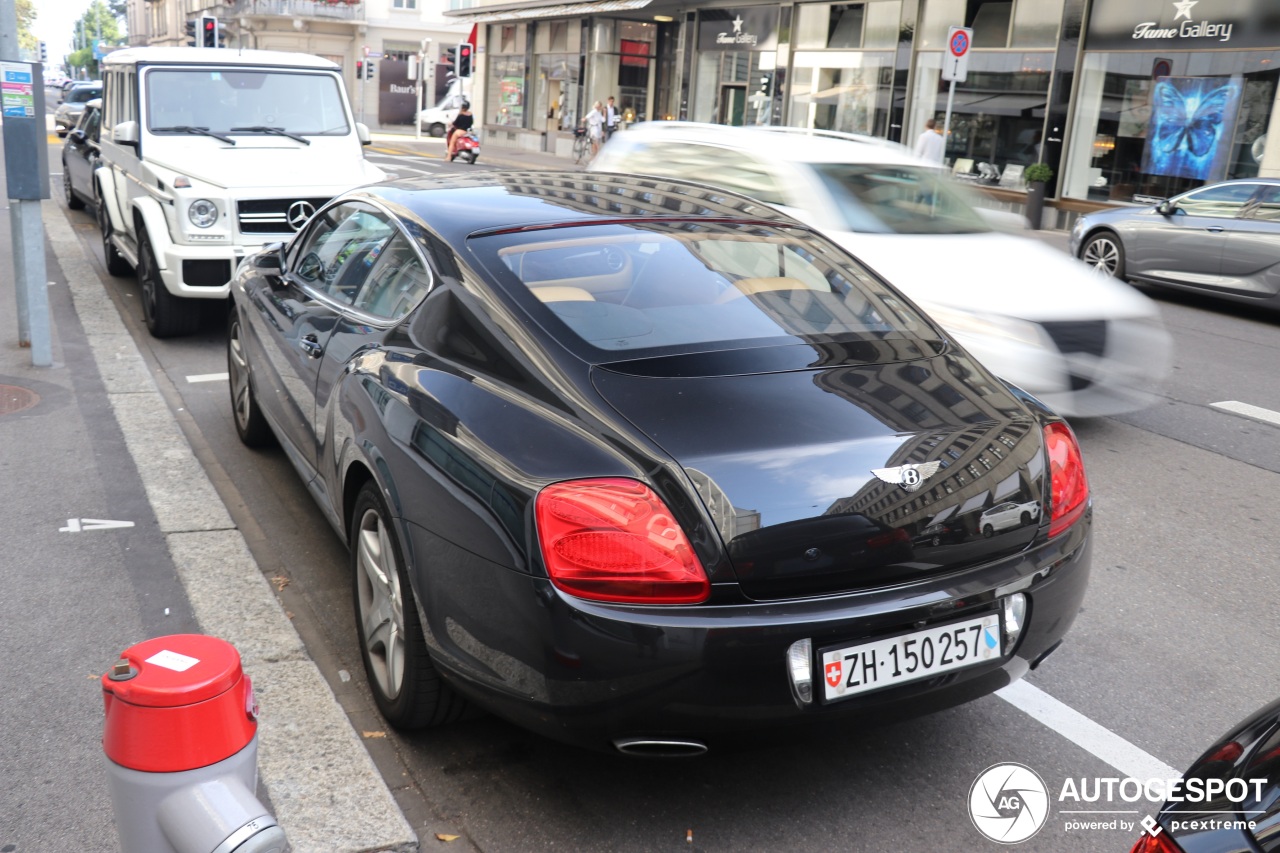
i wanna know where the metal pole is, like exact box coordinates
[0,0,53,367]
[415,38,430,141]
[941,77,956,166]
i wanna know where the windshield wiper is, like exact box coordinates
[230,125,311,145]
[151,125,236,145]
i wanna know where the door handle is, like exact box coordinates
[299,335,323,358]
[1205,226,1225,233]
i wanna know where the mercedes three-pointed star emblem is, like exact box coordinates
[287,200,316,231]
[871,460,943,492]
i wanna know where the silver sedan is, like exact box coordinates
[1071,178,1280,309]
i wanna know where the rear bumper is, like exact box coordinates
[412,515,1092,752]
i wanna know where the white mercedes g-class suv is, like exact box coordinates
[96,47,386,336]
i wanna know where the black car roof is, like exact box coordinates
[353,171,799,245]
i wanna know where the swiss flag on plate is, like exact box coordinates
[825,660,842,688]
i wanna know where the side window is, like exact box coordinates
[1175,183,1259,219]
[290,204,394,304]
[693,147,787,206]
[83,106,101,141]
[351,235,433,320]
[1246,186,1280,222]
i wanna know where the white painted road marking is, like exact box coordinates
[186,372,230,383]
[60,518,136,533]
[997,681,1180,780]
[1211,400,1280,427]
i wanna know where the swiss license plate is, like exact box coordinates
[820,613,1002,702]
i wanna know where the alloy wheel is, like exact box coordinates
[1082,236,1120,276]
[228,321,252,431]
[355,508,406,700]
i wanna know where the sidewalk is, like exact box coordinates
[0,200,417,848]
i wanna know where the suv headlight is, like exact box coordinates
[188,199,218,228]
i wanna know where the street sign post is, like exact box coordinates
[940,26,973,170]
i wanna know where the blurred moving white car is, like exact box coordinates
[590,123,1173,417]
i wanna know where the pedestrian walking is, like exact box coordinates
[585,100,605,158]
[605,96,620,141]
[914,117,945,164]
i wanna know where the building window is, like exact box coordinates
[1063,50,1278,203]
[392,0,418,9]
[488,55,527,127]
[917,0,1061,50]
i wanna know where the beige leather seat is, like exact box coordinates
[531,285,595,302]
[715,276,819,303]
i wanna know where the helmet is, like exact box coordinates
[460,99,471,109]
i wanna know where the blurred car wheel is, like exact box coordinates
[1081,231,1126,279]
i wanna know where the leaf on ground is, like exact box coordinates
[436,833,460,842]
[362,730,387,738]
[271,575,290,591]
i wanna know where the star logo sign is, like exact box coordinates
[731,15,744,34]
[1172,0,1197,20]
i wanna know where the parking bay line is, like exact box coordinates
[186,372,229,383]
[997,681,1180,780]
[1211,400,1280,428]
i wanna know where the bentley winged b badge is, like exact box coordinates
[871,461,942,493]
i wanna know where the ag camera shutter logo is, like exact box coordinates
[969,763,1050,844]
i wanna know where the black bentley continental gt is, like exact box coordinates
[227,172,1092,754]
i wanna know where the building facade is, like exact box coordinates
[447,0,1280,213]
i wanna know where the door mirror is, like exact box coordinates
[112,120,139,148]
[356,122,371,146]
[1155,199,1176,216]
[253,242,285,272]
[69,128,87,144]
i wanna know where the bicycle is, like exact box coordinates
[572,127,590,166]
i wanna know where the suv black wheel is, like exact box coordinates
[226,307,274,447]
[63,160,84,210]
[351,481,467,730]
[97,190,132,276]
[138,228,202,337]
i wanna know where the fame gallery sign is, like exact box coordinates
[1086,0,1280,50]
[697,8,779,52]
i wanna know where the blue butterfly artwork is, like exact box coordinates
[1142,76,1242,181]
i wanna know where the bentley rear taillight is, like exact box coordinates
[535,478,710,604]
[1128,827,1183,853]
[1044,422,1089,538]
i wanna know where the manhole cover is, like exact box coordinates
[0,384,40,415]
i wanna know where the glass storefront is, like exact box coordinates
[533,21,582,133]
[487,24,528,128]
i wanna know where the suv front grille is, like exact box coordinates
[237,197,330,235]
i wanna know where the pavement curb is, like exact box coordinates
[43,202,418,853]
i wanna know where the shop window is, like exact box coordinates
[1063,51,1278,203]
[966,1,1010,48]
[919,0,1060,49]
[789,51,893,136]
[488,55,527,128]
[1009,0,1061,48]
[828,5,865,49]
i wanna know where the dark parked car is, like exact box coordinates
[1072,178,1280,309]
[228,172,1093,754]
[54,81,102,137]
[1128,697,1280,852]
[61,97,101,211]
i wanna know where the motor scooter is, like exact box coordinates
[450,131,480,164]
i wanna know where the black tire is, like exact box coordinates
[350,481,466,730]
[226,307,274,447]
[138,228,202,338]
[467,152,478,165]
[428,123,445,138]
[63,160,84,210]
[982,525,994,538]
[1080,231,1126,279]
[97,190,132,276]
[1020,512,1031,526]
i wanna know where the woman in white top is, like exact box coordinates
[584,101,605,159]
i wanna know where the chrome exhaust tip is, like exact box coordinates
[613,737,708,758]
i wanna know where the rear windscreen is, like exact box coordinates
[470,221,945,362]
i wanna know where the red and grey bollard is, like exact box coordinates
[102,634,288,853]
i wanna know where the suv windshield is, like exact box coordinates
[472,221,943,361]
[144,69,349,136]
[66,85,101,104]
[812,163,993,235]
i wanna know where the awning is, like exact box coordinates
[447,0,651,22]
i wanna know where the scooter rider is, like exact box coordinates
[447,100,474,161]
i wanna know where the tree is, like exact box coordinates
[68,0,123,78]
[16,0,37,53]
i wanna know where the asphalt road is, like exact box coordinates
[44,126,1280,852]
